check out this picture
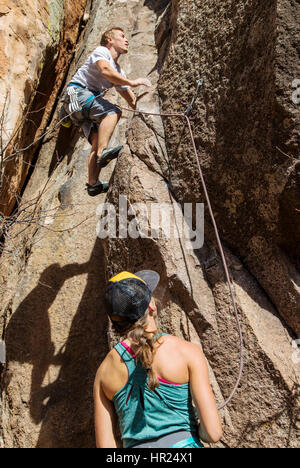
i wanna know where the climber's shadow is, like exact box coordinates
[4,237,109,448]
[48,125,81,178]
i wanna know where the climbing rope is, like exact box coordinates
[2,108,108,163]
[114,80,244,411]
[3,81,244,410]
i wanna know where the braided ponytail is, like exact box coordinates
[126,311,160,391]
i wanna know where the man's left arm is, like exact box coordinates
[117,88,137,110]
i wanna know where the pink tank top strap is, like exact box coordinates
[120,341,181,386]
[120,341,137,359]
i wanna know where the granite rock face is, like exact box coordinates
[0,0,299,448]
[158,0,300,337]
[0,0,87,215]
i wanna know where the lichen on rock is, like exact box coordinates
[46,0,64,44]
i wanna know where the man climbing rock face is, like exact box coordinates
[62,27,151,197]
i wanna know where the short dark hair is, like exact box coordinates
[100,27,124,46]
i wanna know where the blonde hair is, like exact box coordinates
[125,311,161,391]
[100,27,124,47]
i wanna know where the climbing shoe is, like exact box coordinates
[86,180,109,197]
[97,145,123,168]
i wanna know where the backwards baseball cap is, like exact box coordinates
[105,270,160,329]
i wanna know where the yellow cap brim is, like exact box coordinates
[109,271,146,285]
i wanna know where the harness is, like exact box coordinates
[60,82,104,127]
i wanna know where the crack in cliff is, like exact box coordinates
[0,1,90,218]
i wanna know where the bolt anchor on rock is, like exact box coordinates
[184,77,204,116]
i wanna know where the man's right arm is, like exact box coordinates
[96,60,151,88]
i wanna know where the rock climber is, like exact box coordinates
[93,270,222,448]
[61,27,151,197]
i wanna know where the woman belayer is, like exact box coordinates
[93,270,222,448]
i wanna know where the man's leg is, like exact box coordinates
[88,130,99,186]
[88,112,121,185]
[97,112,121,157]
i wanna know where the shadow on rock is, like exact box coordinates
[4,238,109,448]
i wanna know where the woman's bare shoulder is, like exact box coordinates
[96,348,120,380]
[161,334,203,353]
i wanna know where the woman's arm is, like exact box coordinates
[93,368,120,448]
[186,343,223,444]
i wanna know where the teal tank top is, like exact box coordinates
[112,333,198,448]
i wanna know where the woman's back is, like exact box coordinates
[96,332,222,448]
[100,333,199,448]
[101,334,191,401]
